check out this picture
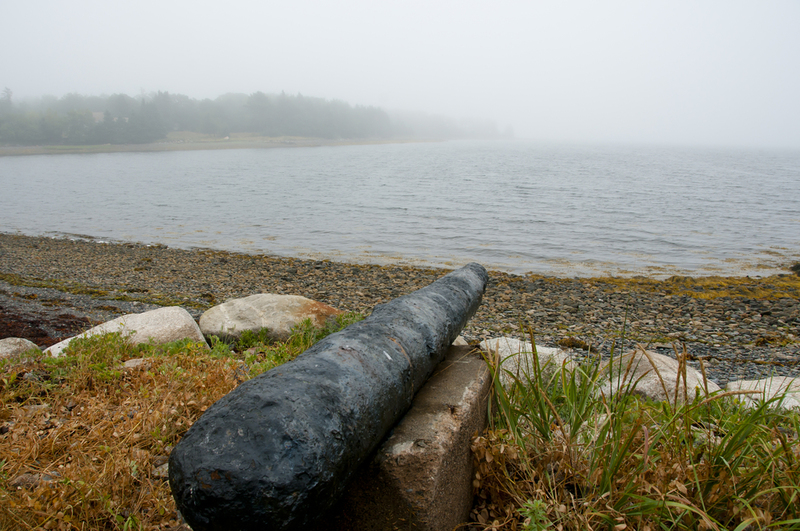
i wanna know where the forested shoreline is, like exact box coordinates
[0,88,505,145]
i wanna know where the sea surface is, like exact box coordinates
[1,140,799,278]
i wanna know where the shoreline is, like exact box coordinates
[0,135,431,157]
[1,232,798,386]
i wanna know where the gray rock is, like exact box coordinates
[0,337,40,358]
[725,376,800,410]
[199,293,343,342]
[44,306,207,357]
[480,337,575,387]
[598,349,721,404]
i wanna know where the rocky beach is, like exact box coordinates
[1,232,798,387]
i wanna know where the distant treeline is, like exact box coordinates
[0,88,505,145]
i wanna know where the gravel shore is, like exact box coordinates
[1,233,798,387]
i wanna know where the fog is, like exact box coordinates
[2,0,799,148]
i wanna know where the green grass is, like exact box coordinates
[472,328,800,530]
[206,311,365,376]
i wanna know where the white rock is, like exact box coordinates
[598,349,720,404]
[44,307,207,357]
[0,337,40,358]
[725,376,800,410]
[452,336,469,346]
[199,294,342,342]
[480,337,575,387]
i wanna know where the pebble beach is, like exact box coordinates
[1,232,798,387]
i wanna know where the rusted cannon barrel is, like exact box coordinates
[169,262,488,531]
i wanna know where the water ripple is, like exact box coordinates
[1,141,798,278]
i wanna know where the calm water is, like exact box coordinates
[1,141,799,277]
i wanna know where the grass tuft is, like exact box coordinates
[471,328,800,530]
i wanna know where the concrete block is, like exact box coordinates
[327,345,491,531]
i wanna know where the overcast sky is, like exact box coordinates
[2,1,799,148]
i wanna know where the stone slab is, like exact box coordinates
[327,345,491,531]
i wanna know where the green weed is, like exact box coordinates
[472,327,800,530]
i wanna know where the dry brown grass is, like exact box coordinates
[1,313,362,530]
[1,335,242,530]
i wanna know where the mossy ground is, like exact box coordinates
[498,272,800,302]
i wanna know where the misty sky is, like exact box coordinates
[2,1,799,148]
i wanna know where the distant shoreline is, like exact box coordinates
[0,135,431,157]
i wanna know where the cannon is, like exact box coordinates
[168,262,488,531]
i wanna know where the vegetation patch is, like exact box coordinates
[0,312,362,530]
[0,273,111,299]
[589,274,800,301]
[557,336,595,352]
[0,272,206,311]
[470,332,800,530]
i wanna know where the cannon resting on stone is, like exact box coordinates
[168,262,488,531]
